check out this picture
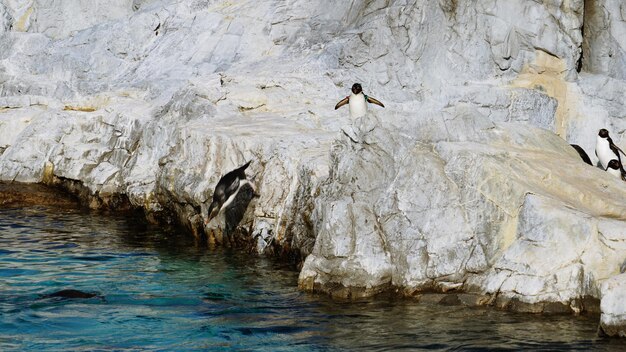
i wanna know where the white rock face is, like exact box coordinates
[583,0,626,80]
[301,109,626,305]
[0,0,625,319]
[600,274,626,337]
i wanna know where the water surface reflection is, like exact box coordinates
[0,205,620,351]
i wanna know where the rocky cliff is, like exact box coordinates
[1,0,625,336]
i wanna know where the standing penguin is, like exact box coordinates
[335,83,385,119]
[595,129,626,170]
[605,159,626,181]
[206,161,256,224]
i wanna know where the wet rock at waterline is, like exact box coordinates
[599,274,626,337]
[0,0,625,324]
[299,110,626,309]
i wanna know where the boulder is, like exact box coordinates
[600,274,626,337]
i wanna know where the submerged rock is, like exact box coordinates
[41,289,101,300]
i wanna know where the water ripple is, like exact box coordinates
[0,206,621,351]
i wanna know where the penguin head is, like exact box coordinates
[608,159,621,170]
[207,200,220,222]
[351,83,362,95]
[599,129,609,138]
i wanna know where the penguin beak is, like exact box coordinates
[206,203,219,224]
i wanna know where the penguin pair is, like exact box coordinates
[595,128,626,181]
[572,129,626,181]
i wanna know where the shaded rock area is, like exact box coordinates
[0,0,625,333]
[582,0,626,80]
[0,181,80,208]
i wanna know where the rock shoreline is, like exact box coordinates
[1,0,626,337]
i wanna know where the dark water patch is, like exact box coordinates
[203,291,231,302]
[0,268,41,277]
[235,325,310,335]
[70,255,118,262]
[40,289,101,300]
[46,242,79,249]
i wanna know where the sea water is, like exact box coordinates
[0,205,621,351]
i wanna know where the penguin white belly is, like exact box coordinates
[596,138,615,169]
[348,93,367,119]
[607,167,622,179]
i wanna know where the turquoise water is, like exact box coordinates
[0,205,622,351]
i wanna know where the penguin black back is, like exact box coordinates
[207,161,253,222]
[215,160,251,197]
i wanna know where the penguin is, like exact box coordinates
[206,160,256,224]
[621,259,626,274]
[605,159,626,181]
[335,83,385,119]
[595,129,626,170]
[570,144,592,166]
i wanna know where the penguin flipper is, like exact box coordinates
[619,162,626,181]
[366,96,385,108]
[224,178,241,198]
[335,97,349,110]
[613,143,626,159]
[212,185,227,204]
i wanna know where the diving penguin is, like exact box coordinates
[205,161,256,224]
[335,83,385,119]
